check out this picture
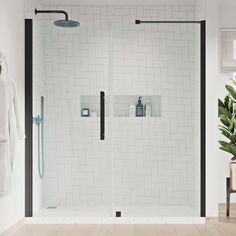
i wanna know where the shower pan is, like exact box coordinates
[25,14,205,223]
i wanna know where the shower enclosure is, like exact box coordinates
[25,12,205,221]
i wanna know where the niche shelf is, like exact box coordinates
[114,95,161,117]
[80,95,161,118]
[80,95,109,117]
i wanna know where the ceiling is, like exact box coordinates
[219,0,236,5]
[37,0,236,6]
[38,0,197,6]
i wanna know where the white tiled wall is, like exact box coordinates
[34,4,200,216]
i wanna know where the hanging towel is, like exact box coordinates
[0,53,8,143]
[0,76,8,143]
[0,53,24,197]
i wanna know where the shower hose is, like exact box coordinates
[37,118,44,178]
[33,96,44,179]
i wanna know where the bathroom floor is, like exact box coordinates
[33,206,198,218]
[4,223,236,236]
[218,203,236,223]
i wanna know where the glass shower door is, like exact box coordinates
[33,18,201,219]
[111,22,201,217]
[33,20,112,217]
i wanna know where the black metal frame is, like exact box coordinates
[226,177,236,217]
[25,19,33,217]
[200,20,206,218]
[135,20,202,24]
[25,19,206,217]
[35,9,68,20]
[135,19,206,218]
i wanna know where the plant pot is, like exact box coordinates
[230,162,236,190]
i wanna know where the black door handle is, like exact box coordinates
[100,91,105,140]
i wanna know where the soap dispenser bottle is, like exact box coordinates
[136,96,144,117]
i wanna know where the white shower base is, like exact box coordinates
[27,206,205,224]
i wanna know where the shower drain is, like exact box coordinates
[116,211,121,217]
[46,206,57,209]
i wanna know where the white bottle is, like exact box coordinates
[90,111,97,117]
[145,103,152,117]
[129,105,135,117]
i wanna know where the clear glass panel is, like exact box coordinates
[33,20,112,217]
[111,23,200,217]
[33,20,201,219]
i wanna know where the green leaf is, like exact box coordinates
[220,146,234,155]
[219,141,236,156]
[220,116,231,127]
[221,130,232,140]
[228,99,233,111]
[228,144,236,154]
[219,125,230,132]
[225,95,230,107]
[218,106,231,118]
[219,140,229,146]
[229,113,235,132]
[218,99,225,108]
[220,128,236,143]
[226,85,236,100]
[230,78,236,87]
[218,80,236,160]
[231,134,236,143]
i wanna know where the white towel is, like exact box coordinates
[0,78,8,143]
[0,53,24,197]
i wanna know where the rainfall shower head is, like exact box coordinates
[35,9,80,28]
[54,19,80,28]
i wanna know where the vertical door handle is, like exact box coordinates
[100,91,105,140]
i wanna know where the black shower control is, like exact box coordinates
[116,211,121,217]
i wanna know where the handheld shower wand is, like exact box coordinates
[33,96,44,179]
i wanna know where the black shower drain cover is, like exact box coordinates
[116,211,121,217]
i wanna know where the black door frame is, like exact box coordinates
[25,19,33,217]
[25,19,206,217]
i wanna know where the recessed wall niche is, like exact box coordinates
[221,29,236,70]
[114,95,161,117]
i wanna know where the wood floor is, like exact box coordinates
[3,204,236,236]
[3,223,236,236]
[218,203,236,223]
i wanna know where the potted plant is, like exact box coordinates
[219,79,236,190]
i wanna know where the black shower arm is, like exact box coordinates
[35,9,68,21]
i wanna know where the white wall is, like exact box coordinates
[218,3,236,203]
[0,0,25,233]
[202,0,236,211]
[199,0,220,217]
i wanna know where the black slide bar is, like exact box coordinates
[135,20,202,24]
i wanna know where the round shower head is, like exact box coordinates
[54,20,80,28]
[35,9,80,28]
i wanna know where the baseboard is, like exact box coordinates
[0,219,24,236]
[25,216,205,224]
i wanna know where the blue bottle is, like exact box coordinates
[136,96,144,117]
